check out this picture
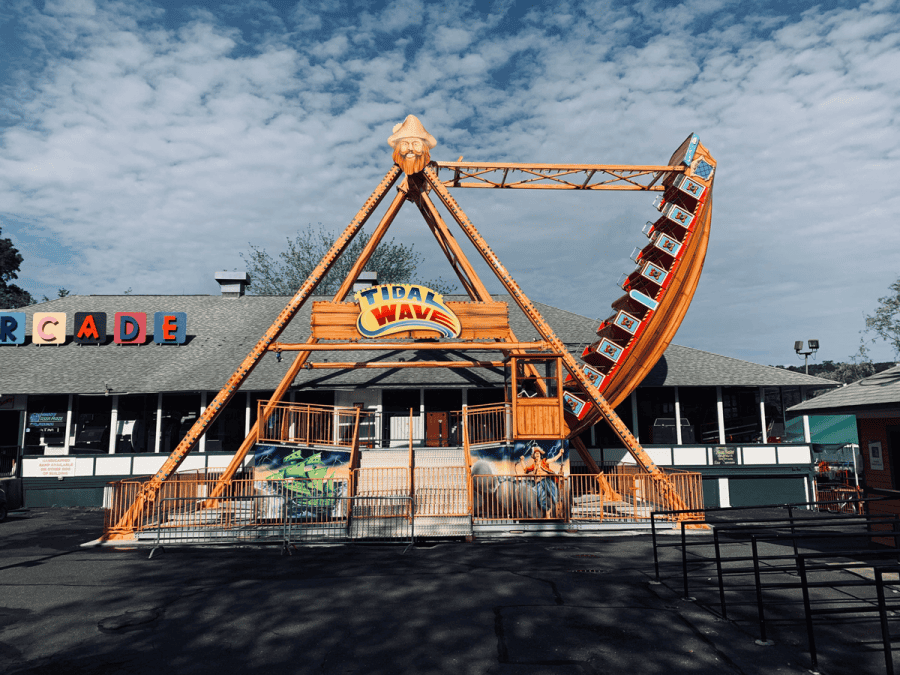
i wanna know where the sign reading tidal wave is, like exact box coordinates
[355,284,461,338]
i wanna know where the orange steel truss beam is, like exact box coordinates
[268,341,549,351]
[435,161,685,191]
[422,166,692,514]
[104,166,403,539]
[302,360,505,369]
[407,185,555,394]
[108,129,711,539]
[202,178,413,505]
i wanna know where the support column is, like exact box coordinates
[420,387,425,447]
[245,391,251,438]
[199,392,207,453]
[630,392,639,443]
[716,386,725,445]
[673,387,682,446]
[64,394,73,454]
[758,386,767,443]
[801,387,812,444]
[108,395,119,454]
[717,477,730,508]
[17,401,27,449]
[154,393,163,453]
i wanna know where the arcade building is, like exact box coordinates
[1,276,837,511]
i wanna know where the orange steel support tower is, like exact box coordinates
[106,119,715,539]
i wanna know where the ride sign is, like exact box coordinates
[354,284,461,338]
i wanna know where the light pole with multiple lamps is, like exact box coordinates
[794,339,819,375]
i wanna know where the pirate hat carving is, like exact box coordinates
[387,115,437,149]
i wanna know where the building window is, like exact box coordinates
[721,387,762,443]
[636,387,675,444]
[114,394,158,453]
[24,394,69,455]
[206,393,247,454]
[159,393,200,455]
[70,396,111,455]
[467,388,505,406]
[678,387,719,444]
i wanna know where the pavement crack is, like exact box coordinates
[509,571,564,605]
[493,606,509,663]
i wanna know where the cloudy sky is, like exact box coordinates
[1,0,898,367]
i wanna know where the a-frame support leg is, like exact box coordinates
[205,178,412,502]
[423,166,692,515]
[105,167,403,540]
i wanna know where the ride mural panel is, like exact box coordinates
[254,445,351,521]
[470,440,570,520]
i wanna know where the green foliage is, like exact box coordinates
[783,343,893,385]
[243,225,457,296]
[0,227,33,309]
[865,276,900,357]
[40,288,72,303]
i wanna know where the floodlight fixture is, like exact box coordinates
[794,339,821,375]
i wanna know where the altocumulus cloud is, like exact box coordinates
[0,0,898,365]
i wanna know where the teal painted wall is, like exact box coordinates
[784,414,858,444]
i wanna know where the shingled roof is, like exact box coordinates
[788,365,900,415]
[0,294,837,394]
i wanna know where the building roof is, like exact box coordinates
[0,294,837,395]
[641,344,836,388]
[788,365,900,415]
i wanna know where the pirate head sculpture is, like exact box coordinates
[388,114,437,175]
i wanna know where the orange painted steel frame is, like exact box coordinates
[104,167,404,539]
[421,166,695,514]
[108,137,715,538]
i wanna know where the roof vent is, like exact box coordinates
[352,271,378,293]
[215,271,250,297]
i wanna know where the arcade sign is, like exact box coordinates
[354,284,461,338]
[0,312,187,345]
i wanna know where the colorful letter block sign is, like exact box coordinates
[0,313,26,344]
[74,312,107,345]
[32,312,67,344]
[114,312,147,345]
[153,312,186,344]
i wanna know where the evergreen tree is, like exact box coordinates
[0,227,33,309]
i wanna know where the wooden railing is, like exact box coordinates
[455,403,510,447]
[257,401,368,448]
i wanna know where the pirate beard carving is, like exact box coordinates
[392,138,431,175]
[387,115,437,176]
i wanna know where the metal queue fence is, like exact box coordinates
[106,466,705,538]
[146,484,414,557]
[649,493,900,674]
[471,470,704,523]
[283,494,414,551]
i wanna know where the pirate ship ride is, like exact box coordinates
[104,117,716,540]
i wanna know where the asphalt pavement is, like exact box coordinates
[0,507,895,675]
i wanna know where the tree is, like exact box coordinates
[865,276,900,357]
[0,227,33,309]
[243,225,456,296]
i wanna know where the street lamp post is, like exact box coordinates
[794,339,820,375]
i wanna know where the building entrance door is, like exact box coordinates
[0,409,21,475]
[426,412,450,447]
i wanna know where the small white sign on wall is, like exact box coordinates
[36,457,76,477]
[869,441,885,471]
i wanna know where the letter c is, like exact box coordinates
[38,317,58,341]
